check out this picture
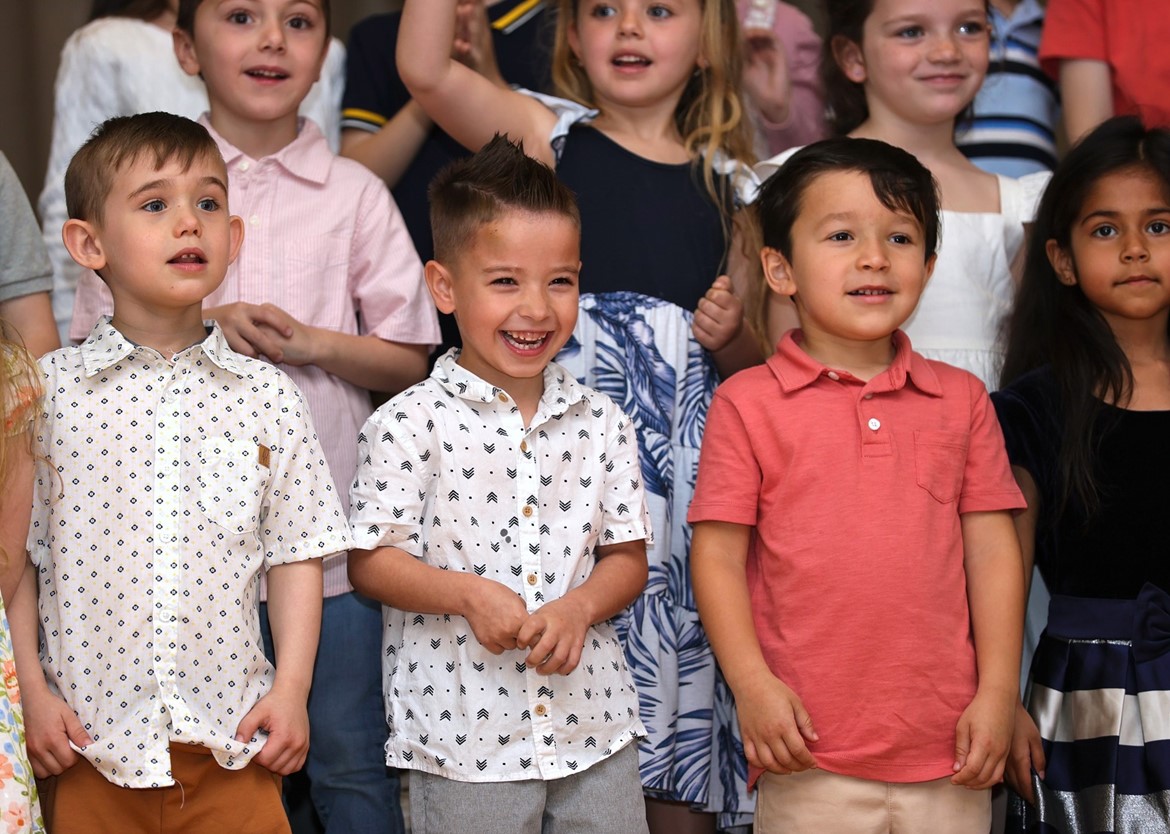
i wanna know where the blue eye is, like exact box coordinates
[648,5,673,18]
[197,198,221,212]
[590,4,616,18]
[143,199,166,213]
[896,26,924,39]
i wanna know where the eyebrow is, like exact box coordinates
[484,264,581,274]
[1080,207,1170,223]
[127,176,228,200]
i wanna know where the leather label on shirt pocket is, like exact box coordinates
[913,430,967,504]
[197,435,269,535]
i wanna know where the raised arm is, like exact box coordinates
[397,0,557,165]
[1059,59,1113,145]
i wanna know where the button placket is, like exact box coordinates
[153,365,182,732]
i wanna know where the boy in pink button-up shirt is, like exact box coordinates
[689,138,1026,833]
[66,1,440,830]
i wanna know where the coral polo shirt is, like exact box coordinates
[688,331,1024,784]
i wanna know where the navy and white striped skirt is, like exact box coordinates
[1008,584,1170,833]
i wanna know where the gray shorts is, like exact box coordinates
[410,743,649,834]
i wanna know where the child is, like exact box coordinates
[954,0,1060,178]
[756,0,1049,391]
[0,324,45,834]
[67,2,442,830]
[993,115,1170,834]
[347,134,652,834]
[12,112,350,834]
[690,137,1026,833]
[397,3,758,827]
[39,0,345,344]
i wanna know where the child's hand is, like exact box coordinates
[693,275,744,353]
[1005,701,1046,804]
[463,577,528,654]
[251,305,319,367]
[235,684,310,776]
[741,27,791,126]
[453,0,504,87]
[516,597,590,676]
[204,302,293,362]
[23,686,92,778]
[951,687,1016,789]
[735,670,818,774]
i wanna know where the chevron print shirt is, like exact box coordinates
[349,351,650,782]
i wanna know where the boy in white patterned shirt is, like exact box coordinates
[348,136,652,834]
[12,112,351,834]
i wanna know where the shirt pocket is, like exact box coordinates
[282,233,351,328]
[913,430,968,504]
[197,435,269,535]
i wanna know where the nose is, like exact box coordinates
[259,17,286,52]
[617,8,643,37]
[856,239,890,271]
[1121,231,1150,263]
[174,202,202,237]
[927,32,961,63]
[518,286,551,320]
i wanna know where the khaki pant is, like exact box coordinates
[40,743,289,834]
[756,768,992,834]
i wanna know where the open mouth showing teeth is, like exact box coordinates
[170,254,205,264]
[848,288,891,296]
[613,55,651,66]
[247,69,288,79]
[503,331,549,349]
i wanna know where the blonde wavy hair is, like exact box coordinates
[0,323,42,570]
[551,0,757,215]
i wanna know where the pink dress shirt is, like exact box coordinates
[70,117,440,596]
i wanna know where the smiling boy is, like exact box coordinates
[689,138,1026,833]
[13,112,351,834]
[347,136,652,834]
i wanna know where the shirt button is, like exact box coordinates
[827,371,840,381]
[520,440,528,453]
[864,393,874,400]
[527,573,538,586]
[249,215,260,227]
[522,505,533,517]
[534,704,547,716]
[498,393,509,402]
[237,161,250,172]
[867,417,881,431]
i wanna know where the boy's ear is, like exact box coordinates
[832,34,866,84]
[424,260,457,315]
[228,215,245,266]
[923,252,938,284]
[173,28,202,77]
[761,246,797,298]
[61,219,107,273]
[1045,239,1078,285]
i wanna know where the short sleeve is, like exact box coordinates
[517,89,599,163]
[0,154,52,304]
[341,14,406,134]
[990,372,1061,503]
[1038,0,1106,76]
[955,374,1027,514]
[598,404,652,546]
[348,395,433,556]
[687,389,763,526]
[260,378,353,564]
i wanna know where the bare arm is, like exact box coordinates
[397,0,556,164]
[349,545,528,653]
[1059,59,1113,145]
[515,539,647,675]
[0,295,59,360]
[951,510,1025,789]
[0,441,34,604]
[235,559,322,775]
[340,103,433,188]
[692,520,818,773]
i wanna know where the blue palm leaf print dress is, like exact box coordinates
[533,90,756,826]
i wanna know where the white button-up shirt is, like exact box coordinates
[350,352,650,782]
[29,319,352,788]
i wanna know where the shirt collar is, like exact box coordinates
[198,114,332,185]
[768,329,942,397]
[431,349,588,417]
[995,0,1044,28]
[80,316,250,378]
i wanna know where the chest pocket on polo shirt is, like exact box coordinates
[284,233,350,327]
[913,430,968,503]
[197,435,270,535]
